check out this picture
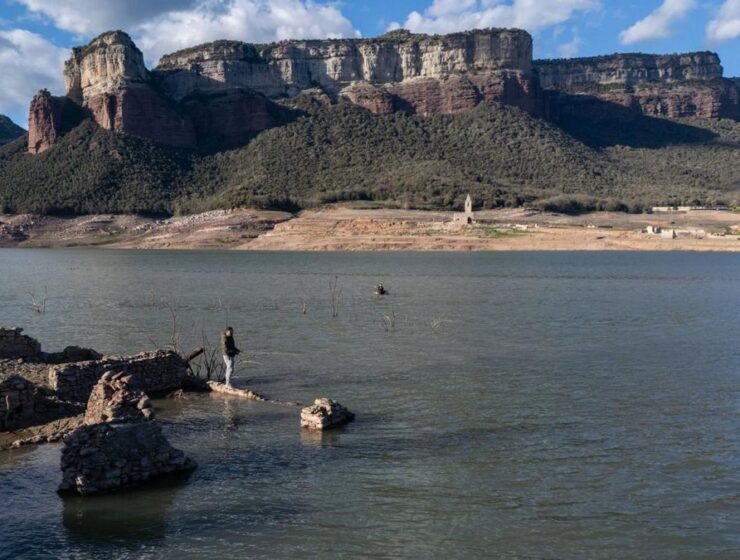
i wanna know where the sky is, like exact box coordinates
[0,0,738,127]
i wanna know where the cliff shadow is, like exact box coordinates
[552,94,718,149]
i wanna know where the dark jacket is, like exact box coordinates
[220,333,240,357]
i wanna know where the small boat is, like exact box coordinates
[374,284,388,296]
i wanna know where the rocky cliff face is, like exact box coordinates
[60,31,196,149]
[534,52,723,89]
[25,29,738,155]
[0,115,24,146]
[535,52,739,120]
[155,29,533,99]
[153,28,538,118]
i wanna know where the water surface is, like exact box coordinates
[1,250,738,559]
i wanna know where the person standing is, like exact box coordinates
[220,327,241,387]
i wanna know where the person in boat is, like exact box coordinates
[220,327,241,387]
[375,283,387,295]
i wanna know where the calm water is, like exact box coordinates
[0,250,738,559]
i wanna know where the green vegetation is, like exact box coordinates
[0,101,738,216]
[0,115,24,146]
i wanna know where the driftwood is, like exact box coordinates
[185,347,205,364]
[206,381,301,407]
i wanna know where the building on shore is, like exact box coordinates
[454,195,475,224]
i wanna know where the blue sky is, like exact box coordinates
[1,0,738,126]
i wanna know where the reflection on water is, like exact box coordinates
[299,426,345,448]
[62,476,188,543]
[1,250,739,559]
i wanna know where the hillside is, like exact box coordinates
[1,101,738,215]
[0,115,24,146]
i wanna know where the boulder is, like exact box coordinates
[300,398,354,431]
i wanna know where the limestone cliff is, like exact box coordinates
[535,52,739,120]
[0,115,24,146]
[153,29,537,117]
[155,29,533,99]
[25,28,739,155]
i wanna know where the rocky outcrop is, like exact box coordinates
[300,398,354,430]
[0,115,24,146]
[27,91,85,154]
[64,31,149,103]
[535,53,739,120]
[62,31,196,149]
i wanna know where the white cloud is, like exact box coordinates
[557,30,583,57]
[0,29,67,119]
[397,0,601,35]
[618,0,696,45]
[136,0,358,63]
[15,0,359,63]
[706,0,740,42]
[15,0,197,36]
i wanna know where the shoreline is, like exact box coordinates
[2,207,739,252]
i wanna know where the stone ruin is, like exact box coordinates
[59,372,196,495]
[83,371,155,424]
[49,350,187,403]
[0,328,187,450]
[300,398,355,431]
[0,373,37,430]
[0,327,41,359]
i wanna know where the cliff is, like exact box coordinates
[154,28,535,114]
[0,115,24,146]
[535,53,739,120]
[25,29,739,155]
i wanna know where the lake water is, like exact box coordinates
[0,250,738,559]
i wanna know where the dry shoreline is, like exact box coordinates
[2,207,739,252]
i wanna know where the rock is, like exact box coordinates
[27,90,86,154]
[300,398,354,431]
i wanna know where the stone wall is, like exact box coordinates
[49,350,186,402]
[59,422,196,495]
[0,373,37,430]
